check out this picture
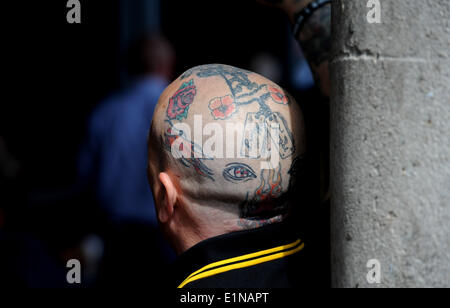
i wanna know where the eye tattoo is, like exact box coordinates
[223,163,257,183]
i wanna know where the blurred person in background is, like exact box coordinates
[78,33,176,286]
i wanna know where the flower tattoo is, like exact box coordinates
[208,95,237,120]
[167,79,196,120]
[267,85,289,105]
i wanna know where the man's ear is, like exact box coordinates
[157,172,178,223]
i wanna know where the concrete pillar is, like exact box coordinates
[330,0,450,287]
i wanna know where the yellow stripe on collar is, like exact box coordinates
[178,238,303,288]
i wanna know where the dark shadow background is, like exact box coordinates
[1,0,329,287]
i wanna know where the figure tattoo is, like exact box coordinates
[241,111,294,159]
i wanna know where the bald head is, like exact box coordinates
[147,64,305,253]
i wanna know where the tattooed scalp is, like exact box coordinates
[147,64,305,231]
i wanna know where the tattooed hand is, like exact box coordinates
[147,64,306,253]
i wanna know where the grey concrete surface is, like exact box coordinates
[330,0,450,287]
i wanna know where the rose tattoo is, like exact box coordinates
[167,79,196,120]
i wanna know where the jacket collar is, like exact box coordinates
[172,220,302,287]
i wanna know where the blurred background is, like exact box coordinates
[1,0,329,287]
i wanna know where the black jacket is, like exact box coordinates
[172,221,309,288]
